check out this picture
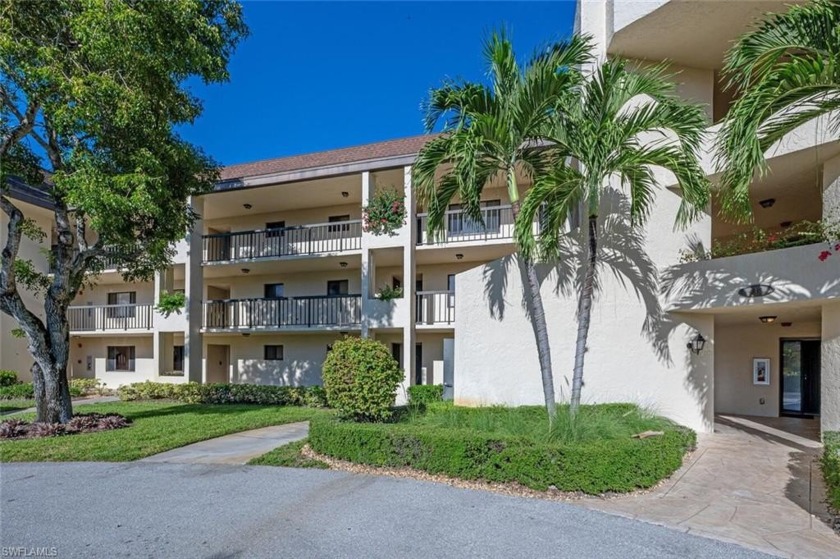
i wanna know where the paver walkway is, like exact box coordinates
[139,421,309,465]
[581,415,839,559]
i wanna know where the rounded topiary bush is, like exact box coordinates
[322,337,403,422]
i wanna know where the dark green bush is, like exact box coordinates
[309,413,696,494]
[408,385,444,405]
[822,431,840,512]
[0,370,19,387]
[116,381,327,407]
[69,378,100,395]
[0,383,34,400]
[322,337,403,422]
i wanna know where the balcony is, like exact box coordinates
[203,295,362,331]
[416,291,455,326]
[202,221,362,264]
[417,206,515,245]
[68,304,154,333]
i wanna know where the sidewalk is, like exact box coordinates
[139,421,309,465]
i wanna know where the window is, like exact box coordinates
[327,214,351,233]
[173,345,184,372]
[264,283,285,299]
[326,344,333,354]
[107,292,136,318]
[264,345,284,361]
[416,275,423,291]
[327,280,349,296]
[266,220,286,238]
[392,276,402,290]
[107,346,135,371]
[447,274,456,308]
[448,200,501,234]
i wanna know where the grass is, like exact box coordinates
[248,438,329,469]
[0,402,327,462]
[404,402,674,444]
[822,432,840,512]
[0,400,35,414]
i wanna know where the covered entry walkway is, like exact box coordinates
[583,415,838,558]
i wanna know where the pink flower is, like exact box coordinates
[819,250,832,262]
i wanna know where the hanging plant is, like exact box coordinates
[363,188,406,236]
[156,290,186,318]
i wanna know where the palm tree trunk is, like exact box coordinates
[571,216,598,416]
[511,200,556,424]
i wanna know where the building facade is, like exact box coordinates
[2,0,838,435]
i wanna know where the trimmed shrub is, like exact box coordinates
[0,383,34,400]
[408,385,444,405]
[116,381,327,407]
[822,432,840,513]
[69,378,100,395]
[309,414,696,494]
[0,370,19,387]
[322,337,403,422]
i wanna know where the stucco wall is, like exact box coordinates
[203,203,361,234]
[69,335,155,387]
[822,302,840,433]
[715,320,821,418]
[205,270,362,299]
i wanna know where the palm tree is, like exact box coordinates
[718,0,840,218]
[515,58,711,415]
[413,31,592,424]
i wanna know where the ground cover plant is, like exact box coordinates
[309,403,695,494]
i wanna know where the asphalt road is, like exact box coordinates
[0,462,773,559]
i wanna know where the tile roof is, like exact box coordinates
[219,134,436,181]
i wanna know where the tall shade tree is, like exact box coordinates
[718,0,840,219]
[0,0,247,423]
[413,31,592,423]
[515,59,710,415]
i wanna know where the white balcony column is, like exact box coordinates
[822,302,840,434]
[153,332,164,378]
[399,165,417,403]
[361,171,373,338]
[184,195,204,384]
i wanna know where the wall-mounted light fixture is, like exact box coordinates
[339,261,348,268]
[759,198,776,208]
[243,203,252,210]
[341,191,349,198]
[686,332,706,355]
[241,332,250,337]
[759,316,777,324]
[455,253,464,260]
[241,268,250,274]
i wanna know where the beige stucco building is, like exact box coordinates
[2,0,838,435]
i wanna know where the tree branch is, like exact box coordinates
[0,99,38,157]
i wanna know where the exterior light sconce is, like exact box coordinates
[243,203,252,210]
[341,191,349,198]
[241,268,250,274]
[738,284,774,298]
[759,316,777,324]
[759,198,776,208]
[455,253,464,260]
[686,333,706,355]
[339,261,348,268]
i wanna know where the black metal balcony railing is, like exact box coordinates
[51,245,122,273]
[203,221,362,263]
[68,304,154,332]
[203,295,362,329]
[416,291,455,325]
[417,206,515,245]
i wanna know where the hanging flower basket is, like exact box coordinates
[363,189,406,236]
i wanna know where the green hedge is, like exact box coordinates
[117,381,328,407]
[408,385,444,405]
[309,415,695,494]
[822,432,840,512]
[0,382,84,400]
[0,370,19,387]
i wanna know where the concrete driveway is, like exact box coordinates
[0,462,772,559]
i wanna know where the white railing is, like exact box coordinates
[68,304,154,332]
[203,295,362,330]
[417,205,515,245]
[416,291,455,325]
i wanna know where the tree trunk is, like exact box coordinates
[511,200,557,424]
[571,216,598,416]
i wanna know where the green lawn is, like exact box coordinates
[248,438,329,469]
[0,402,327,462]
[0,400,35,414]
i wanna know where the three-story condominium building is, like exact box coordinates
[2,0,839,435]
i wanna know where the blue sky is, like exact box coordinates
[178,1,577,166]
